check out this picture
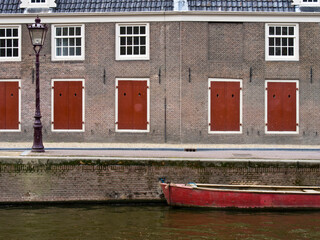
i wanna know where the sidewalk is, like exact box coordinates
[1,142,320,161]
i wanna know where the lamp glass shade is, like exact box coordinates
[29,28,46,46]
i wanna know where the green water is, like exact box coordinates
[0,205,320,240]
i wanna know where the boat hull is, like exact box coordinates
[160,183,320,209]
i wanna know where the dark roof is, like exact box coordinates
[54,0,174,13]
[188,0,296,12]
[0,0,297,14]
[0,0,24,14]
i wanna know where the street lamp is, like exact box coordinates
[27,16,48,152]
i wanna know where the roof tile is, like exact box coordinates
[0,0,296,14]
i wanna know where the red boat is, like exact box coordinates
[160,183,320,209]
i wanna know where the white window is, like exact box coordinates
[292,0,320,6]
[0,26,21,62]
[52,25,85,61]
[116,23,149,61]
[20,0,56,8]
[265,24,299,61]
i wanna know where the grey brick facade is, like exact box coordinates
[0,20,318,144]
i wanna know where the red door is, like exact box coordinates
[118,80,148,130]
[68,81,83,130]
[54,81,83,130]
[267,82,297,132]
[0,81,19,130]
[210,81,240,131]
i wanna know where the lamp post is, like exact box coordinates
[27,16,48,152]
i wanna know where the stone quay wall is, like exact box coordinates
[0,158,320,203]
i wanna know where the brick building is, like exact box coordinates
[0,0,319,144]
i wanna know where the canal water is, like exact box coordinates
[0,205,320,240]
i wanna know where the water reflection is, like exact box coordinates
[0,205,320,239]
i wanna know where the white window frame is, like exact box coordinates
[0,79,21,132]
[265,80,299,134]
[51,79,85,132]
[115,78,150,133]
[20,0,56,8]
[265,23,299,61]
[292,0,320,6]
[0,25,21,62]
[115,23,150,61]
[51,24,85,61]
[208,78,243,134]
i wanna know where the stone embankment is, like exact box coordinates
[1,143,320,203]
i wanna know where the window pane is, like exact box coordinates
[127,47,132,55]
[0,29,5,37]
[76,47,81,56]
[269,47,274,56]
[76,27,81,36]
[127,27,132,34]
[275,38,281,46]
[56,39,62,47]
[63,27,68,36]
[6,29,12,37]
[56,28,61,36]
[6,39,12,48]
[127,37,132,46]
[120,27,126,35]
[0,39,5,47]
[13,48,18,57]
[69,38,75,46]
[0,49,5,57]
[120,37,126,46]
[134,37,139,45]
[276,27,281,35]
[134,26,139,34]
[269,38,274,46]
[56,47,61,56]
[6,48,12,57]
[289,27,294,35]
[69,27,75,36]
[63,47,68,56]
[63,38,68,46]
[140,46,146,55]
[276,47,281,56]
[13,39,18,47]
[69,47,75,56]
[289,47,294,56]
[282,27,288,35]
[140,36,146,45]
[120,47,126,55]
[134,46,139,55]
[282,47,287,56]
[13,29,18,37]
[140,26,145,34]
[288,38,294,46]
[76,38,81,46]
[282,38,287,46]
